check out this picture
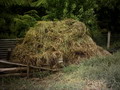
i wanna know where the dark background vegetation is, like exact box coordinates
[0,0,120,48]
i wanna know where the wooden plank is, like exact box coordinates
[0,60,59,71]
[0,67,27,73]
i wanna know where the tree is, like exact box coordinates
[0,0,39,38]
[38,0,98,31]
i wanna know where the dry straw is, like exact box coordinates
[11,19,110,68]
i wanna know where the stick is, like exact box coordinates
[0,60,60,72]
[0,67,27,73]
[27,61,30,78]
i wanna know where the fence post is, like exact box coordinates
[7,48,12,61]
[27,60,30,78]
[107,31,111,49]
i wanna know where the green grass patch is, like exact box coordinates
[0,51,120,90]
[60,51,120,90]
[0,77,43,90]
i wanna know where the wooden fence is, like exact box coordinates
[0,39,20,60]
[0,39,59,77]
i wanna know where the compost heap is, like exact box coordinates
[11,19,110,69]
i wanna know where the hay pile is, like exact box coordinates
[11,19,110,68]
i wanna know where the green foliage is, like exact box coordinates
[24,10,40,20]
[0,0,120,39]
[0,11,17,38]
[0,13,37,39]
[0,0,31,6]
[0,6,39,39]
[10,14,36,38]
[0,1,40,39]
[31,0,47,7]
[90,30,107,47]
[40,0,98,30]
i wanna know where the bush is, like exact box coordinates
[24,10,40,20]
[90,30,107,47]
[10,14,37,38]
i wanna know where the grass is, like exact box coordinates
[0,77,44,90]
[0,51,120,90]
[55,51,120,90]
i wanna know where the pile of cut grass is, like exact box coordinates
[11,19,110,68]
